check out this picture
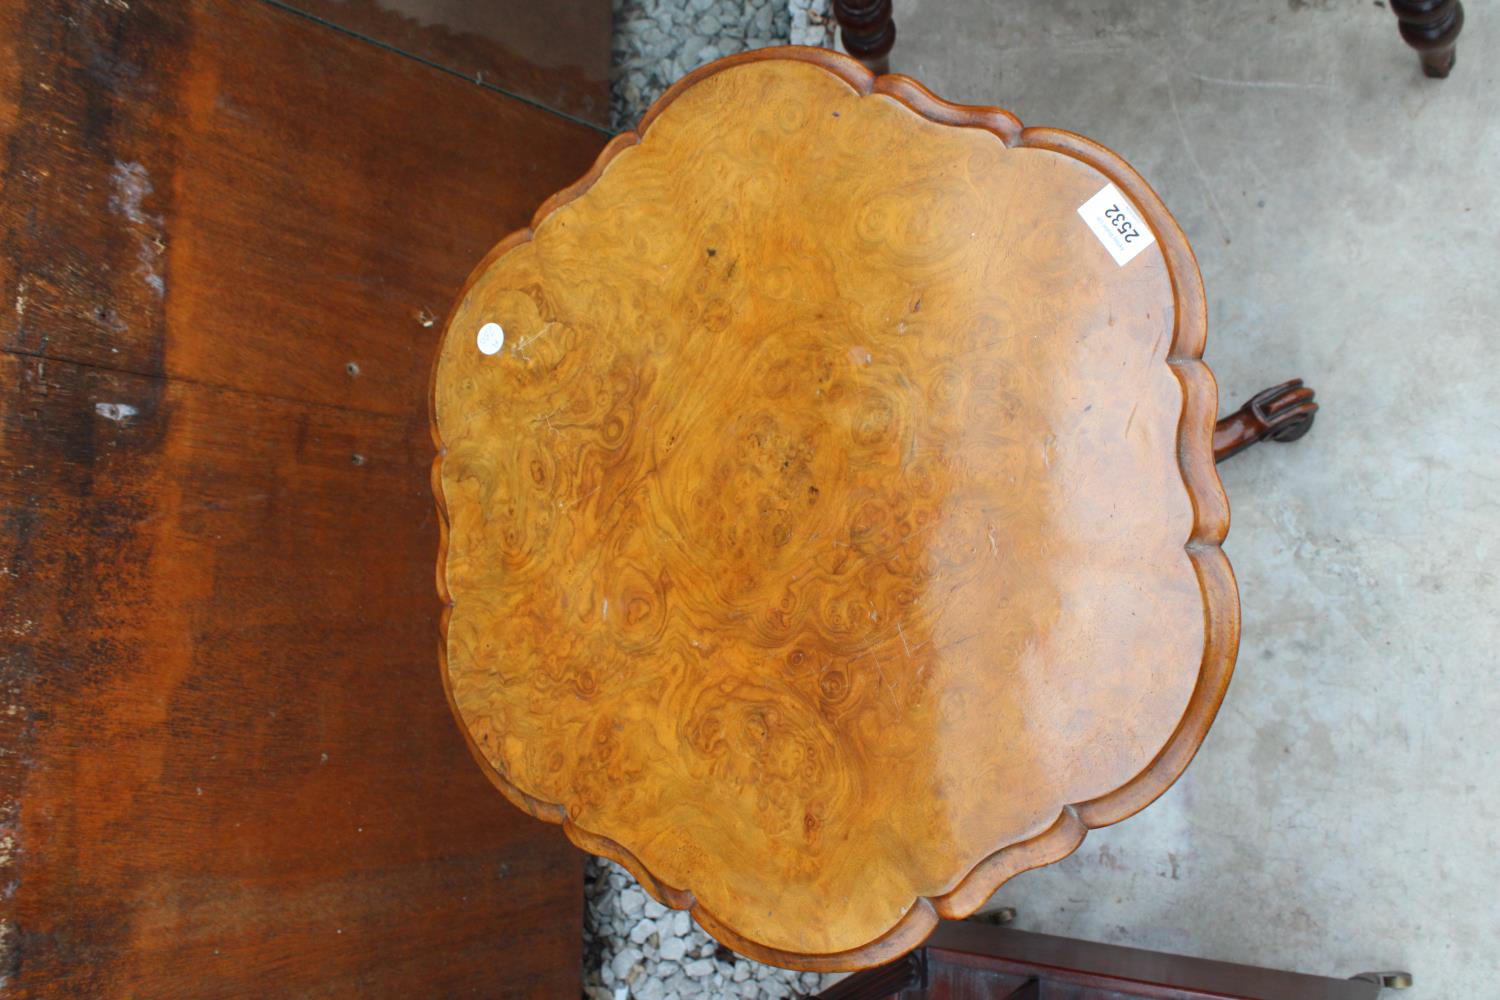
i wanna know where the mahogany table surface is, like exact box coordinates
[430,47,1237,971]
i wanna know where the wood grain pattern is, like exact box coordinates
[432,48,1237,971]
[0,0,599,419]
[0,0,606,993]
[0,357,583,997]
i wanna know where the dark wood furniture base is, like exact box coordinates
[814,920,1410,999]
[1390,0,1464,78]
[834,2,1462,82]
[1213,379,1318,464]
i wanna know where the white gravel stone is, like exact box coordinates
[682,958,715,978]
[788,0,834,47]
[658,935,688,962]
[611,946,645,981]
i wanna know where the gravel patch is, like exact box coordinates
[788,0,836,48]
[583,856,841,999]
[610,0,833,131]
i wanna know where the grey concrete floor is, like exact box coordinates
[892,1,1499,995]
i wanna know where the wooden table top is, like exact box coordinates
[430,48,1237,971]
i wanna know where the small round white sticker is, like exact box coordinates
[476,322,505,355]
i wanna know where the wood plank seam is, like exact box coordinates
[257,0,614,135]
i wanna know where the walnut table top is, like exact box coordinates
[430,48,1237,971]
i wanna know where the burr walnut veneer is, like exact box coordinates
[432,49,1238,971]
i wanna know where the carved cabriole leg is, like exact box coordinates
[1390,0,1464,78]
[833,0,896,75]
[813,949,925,1000]
[1213,379,1318,464]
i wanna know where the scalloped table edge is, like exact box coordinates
[427,45,1240,973]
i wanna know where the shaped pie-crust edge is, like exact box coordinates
[428,45,1238,972]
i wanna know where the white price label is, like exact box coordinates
[476,322,505,355]
[1077,183,1156,267]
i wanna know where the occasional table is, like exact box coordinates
[430,47,1313,972]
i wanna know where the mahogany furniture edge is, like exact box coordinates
[916,921,1389,1000]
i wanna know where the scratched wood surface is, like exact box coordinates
[285,0,613,126]
[0,0,601,420]
[0,0,606,994]
[432,49,1238,970]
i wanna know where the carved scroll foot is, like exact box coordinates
[833,0,896,75]
[1390,0,1463,78]
[1213,379,1318,464]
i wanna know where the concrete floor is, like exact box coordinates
[893,1,1499,995]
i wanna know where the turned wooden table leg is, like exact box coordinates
[833,0,896,75]
[1390,0,1464,78]
[1213,378,1318,464]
